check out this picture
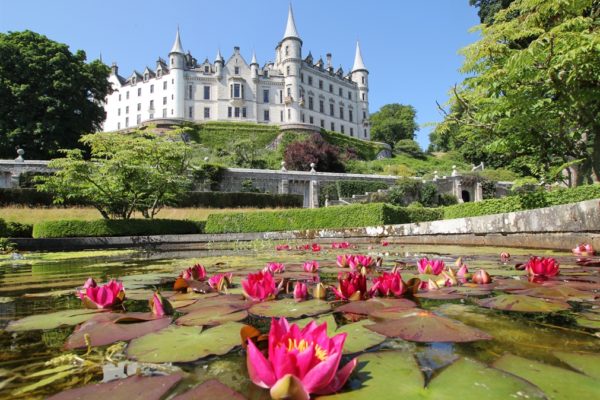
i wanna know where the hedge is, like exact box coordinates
[443,184,600,219]
[0,219,34,238]
[204,203,442,234]
[32,219,205,238]
[319,180,390,206]
[179,191,303,208]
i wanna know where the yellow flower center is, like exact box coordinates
[287,338,328,361]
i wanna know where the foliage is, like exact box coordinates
[0,188,59,206]
[32,219,204,238]
[0,218,33,238]
[477,168,519,182]
[370,104,419,148]
[191,163,226,191]
[439,193,459,206]
[386,178,439,207]
[178,192,303,209]
[0,237,16,253]
[240,179,262,193]
[0,30,111,159]
[436,0,600,186]
[394,139,425,159]
[469,0,516,24]
[318,180,391,206]
[18,171,53,189]
[284,133,345,172]
[319,129,385,161]
[443,184,600,219]
[37,128,193,219]
[204,203,442,234]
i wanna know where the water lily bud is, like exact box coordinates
[472,269,492,284]
[293,282,308,302]
[454,257,463,268]
[500,252,511,264]
[150,291,173,317]
[303,261,319,273]
[313,282,327,299]
[83,277,97,289]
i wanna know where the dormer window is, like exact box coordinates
[157,69,162,78]
[132,77,136,85]
[234,66,240,75]
[204,65,209,73]
[144,73,149,81]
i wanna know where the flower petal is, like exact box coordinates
[270,374,310,400]
[313,357,358,395]
[246,339,276,388]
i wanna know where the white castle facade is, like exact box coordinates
[103,5,371,139]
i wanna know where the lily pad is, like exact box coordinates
[172,379,246,400]
[295,314,337,337]
[47,373,182,400]
[65,313,172,349]
[335,319,386,354]
[477,294,571,313]
[175,308,248,326]
[494,354,600,399]
[316,351,424,399]
[365,310,493,342]
[177,294,250,314]
[575,314,600,329]
[6,309,101,332]
[554,351,600,380]
[335,298,415,316]
[426,358,545,399]
[414,288,465,300]
[249,299,331,319]
[127,322,244,363]
[514,286,597,302]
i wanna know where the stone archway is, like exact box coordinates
[461,190,471,203]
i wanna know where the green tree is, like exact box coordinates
[0,31,110,159]
[37,128,192,219]
[370,104,418,148]
[469,0,516,24]
[436,0,600,186]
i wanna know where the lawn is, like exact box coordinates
[0,206,272,224]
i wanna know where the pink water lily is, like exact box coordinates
[242,271,278,301]
[331,242,351,249]
[336,254,351,268]
[417,258,445,275]
[181,264,207,281]
[80,279,125,309]
[311,243,321,252]
[500,252,511,263]
[369,271,406,298]
[208,272,233,291]
[276,244,291,251]
[472,269,492,284]
[149,291,173,317]
[246,317,357,399]
[572,243,595,257]
[303,261,319,273]
[264,262,286,274]
[347,255,376,271]
[456,264,469,283]
[526,257,559,280]
[293,282,308,302]
[83,277,97,289]
[332,271,368,301]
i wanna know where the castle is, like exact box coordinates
[103,5,370,140]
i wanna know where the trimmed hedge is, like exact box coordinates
[443,184,600,219]
[179,191,303,208]
[0,219,34,238]
[204,203,441,234]
[32,219,205,238]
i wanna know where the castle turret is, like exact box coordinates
[169,28,185,119]
[214,48,224,78]
[279,4,302,124]
[250,50,259,78]
[351,41,370,139]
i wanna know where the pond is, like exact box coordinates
[0,241,599,399]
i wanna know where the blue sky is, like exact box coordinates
[0,0,481,148]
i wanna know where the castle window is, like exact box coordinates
[329,84,333,93]
[137,114,141,124]
[118,122,121,130]
[118,94,121,101]
[287,109,291,121]
[189,106,193,118]
[264,70,269,78]
[126,106,129,114]
[329,103,334,116]
[204,107,210,118]
[163,81,167,90]
[285,46,289,56]
[330,122,335,131]
[263,89,269,103]
[149,113,154,119]
[234,66,240,75]
[286,66,290,76]
[319,100,324,113]
[126,91,130,99]
[301,73,304,83]
[362,76,365,84]
[287,87,291,97]
[137,103,141,111]
[349,110,353,122]
[171,109,173,115]
[242,107,247,118]
[118,108,121,116]
[350,127,354,136]
[171,57,174,64]
[228,107,232,117]
[234,107,240,117]
[309,116,314,124]
[144,73,149,81]
[319,80,323,90]
[264,110,270,121]
[205,65,209,73]
[364,129,367,137]
[308,76,313,86]
[338,88,342,97]
[348,92,352,100]
[308,96,313,110]
[339,106,344,120]
[157,70,162,78]
[125,117,129,127]
[279,90,283,103]
[162,109,167,118]
[341,125,345,134]
[280,110,284,121]
[363,110,367,119]
[204,86,210,100]
[320,119,324,128]
[150,84,154,93]
[150,100,154,109]
[132,77,136,85]
[231,83,242,99]
[188,85,193,99]
[172,79,174,84]
[362,93,366,101]
[301,113,305,123]
[163,97,167,105]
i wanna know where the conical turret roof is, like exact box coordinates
[282,4,300,40]
[170,27,184,54]
[352,41,367,72]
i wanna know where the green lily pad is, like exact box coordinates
[175,308,248,327]
[414,288,465,300]
[335,319,386,354]
[249,299,331,319]
[335,298,415,316]
[554,351,600,380]
[177,294,250,314]
[494,354,600,399]
[514,286,597,302]
[575,314,600,329]
[477,294,571,313]
[6,309,102,332]
[426,358,545,399]
[365,310,493,342]
[47,373,182,400]
[172,379,246,400]
[127,322,244,363]
[65,313,172,349]
[316,351,424,399]
[295,314,337,337]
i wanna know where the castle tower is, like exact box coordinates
[279,4,302,124]
[351,41,370,138]
[214,48,224,78]
[250,50,259,78]
[169,28,186,119]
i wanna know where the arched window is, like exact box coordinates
[285,46,289,56]
[361,76,365,84]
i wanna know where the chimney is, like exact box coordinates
[111,62,118,75]
[326,53,332,68]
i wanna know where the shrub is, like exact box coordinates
[204,203,440,234]
[387,179,422,206]
[284,133,345,172]
[0,188,65,206]
[438,193,459,206]
[318,180,390,206]
[0,218,34,238]
[178,192,303,208]
[394,139,426,159]
[192,163,225,191]
[0,238,16,253]
[443,184,600,219]
[32,219,204,238]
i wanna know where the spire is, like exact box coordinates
[250,50,258,65]
[282,4,300,40]
[170,27,184,54]
[215,48,224,63]
[352,41,367,72]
